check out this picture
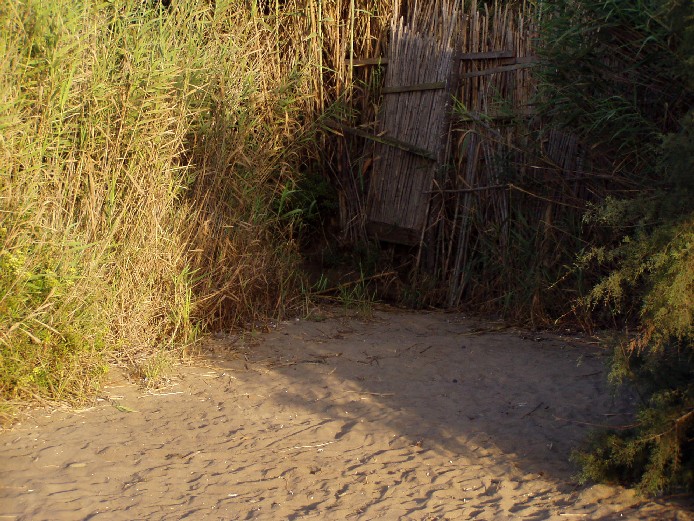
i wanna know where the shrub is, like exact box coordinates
[539,0,694,494]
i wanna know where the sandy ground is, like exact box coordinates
[1,308,692,521]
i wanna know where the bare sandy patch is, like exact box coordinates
[1,309,691,520]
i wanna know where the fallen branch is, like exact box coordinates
[523,402,544,418]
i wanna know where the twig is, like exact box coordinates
[270,359,327,368]
[345,391,395,397]
[576,371,602,378]
[638,409,694,443]
[508,184,585,210]
[523,402,544,418]
[459,326,511,336]
[280,441,336,452]
[313,271,397,296]
[553,415,638,431]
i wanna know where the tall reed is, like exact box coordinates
[0,0,321,413]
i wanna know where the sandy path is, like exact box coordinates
[1,309,691,520]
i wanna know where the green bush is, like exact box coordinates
[574,215,693,494]
[540,0,694,494]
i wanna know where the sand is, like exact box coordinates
[1,308,691,520]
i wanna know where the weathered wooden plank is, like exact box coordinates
[324,120,437,160]
[458,50,514,60]
[352,50,528,66]
[366,11,460,244]
[499,55,538,65]
[461,61,535,78]
[349,57,389,67]
[381,82,446,94]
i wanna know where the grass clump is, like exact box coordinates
[0,227,108,409]
[0,0,319,415]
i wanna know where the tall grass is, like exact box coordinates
[0,0,321,414]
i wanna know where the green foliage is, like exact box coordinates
[540,0,694,494]
[275,171,338,244]
[573,342,694,494]
[0,226,108,405]
[539,0,693,181]
[338,277,376,316]
[575,215,693,494]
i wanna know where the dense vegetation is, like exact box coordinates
[0,0,320,417]
[539,0,693,494]
[1,0,691,496]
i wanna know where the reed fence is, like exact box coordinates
[290,0,615,316]
[365,4,460,247]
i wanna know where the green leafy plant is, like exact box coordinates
[539,0,694,494]
[574,215,693,494]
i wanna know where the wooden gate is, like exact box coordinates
[365,14,458,246]
[353,1,536,263]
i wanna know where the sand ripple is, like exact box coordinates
[1,310,691,520]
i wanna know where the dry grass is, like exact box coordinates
[2,0,573,416]
[0,0,355,411]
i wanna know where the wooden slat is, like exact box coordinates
[349,57,389,67]
[366,12,460,240]
[499,55,538,65]
[381,81,446,94]
[458,50,513,60]
[324,120,437,160]
[460,61,535,79]
[350,54,537,67]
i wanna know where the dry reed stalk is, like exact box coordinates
[441,0,540,307]
[0,0,338,407]
[315,0,393,244]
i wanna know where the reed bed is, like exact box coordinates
[325,0,562,318]
[0,0,330,412]
[434,0,647,322]
[323,0,620,323]
[317,1,394,244]
[443,0,552,317]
